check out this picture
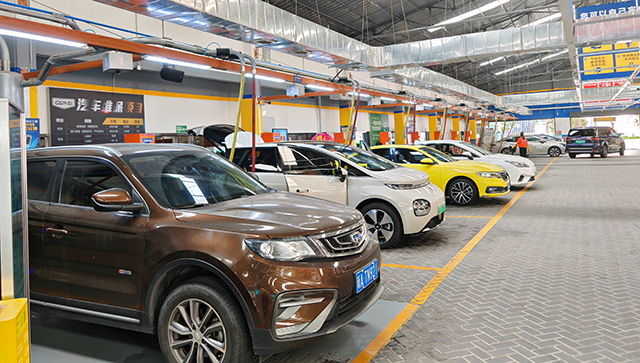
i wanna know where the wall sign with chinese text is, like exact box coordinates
[48,88,145,146]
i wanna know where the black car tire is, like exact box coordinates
[569,153,577,159]
[447,178,478,206]
[360,202,403,249]
[158,277,252,363]
[500,147,512,154]
[590,153,595,158]
[548,146,561,157]
[620,144,625,156]
[600,145,608,158]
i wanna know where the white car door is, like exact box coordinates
[527,137,544,154]
[278,145,348,205]
[231,147,289,191]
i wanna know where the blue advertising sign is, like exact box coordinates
[26,118,40,149]
[576,0,637,21]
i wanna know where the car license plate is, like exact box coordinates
[355,259,378,294]
[438,204,446,214]
[576,140,586,144]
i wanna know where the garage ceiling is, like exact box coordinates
[266,0,600,95]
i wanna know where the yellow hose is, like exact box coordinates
[344,92,356,144]
[229,70,246,161]
[403,103,413,144]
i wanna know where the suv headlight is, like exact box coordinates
[476,171,501,179]
[245,237,322,261]
[505,160,528,168]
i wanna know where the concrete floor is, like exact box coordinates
[32,145,640,362]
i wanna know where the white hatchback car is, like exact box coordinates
[419,140,537,187]
[230,141,446,249]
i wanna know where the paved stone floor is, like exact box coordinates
[32,148,640,363]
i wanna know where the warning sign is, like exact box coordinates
[584,54,614,75]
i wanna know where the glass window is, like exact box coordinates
[599,128,611,137]
[525,137,539,142]
[59,160,131,207]
[371,148,392,161]
[280,147,337,176]
[124,150,268,209]
[27,160,57,201]
[396,148,428,164]
[568,129,595,137]
[232,148,281,173]
[418,146,455,163]
[457,142,491,156]
[316,144,397,171]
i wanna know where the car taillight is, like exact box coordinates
[587,137,599,141]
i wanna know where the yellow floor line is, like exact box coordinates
[381,263,441,271]
[352,157,558,363]
[445,215,492,219]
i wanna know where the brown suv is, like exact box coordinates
[26,144,382,362]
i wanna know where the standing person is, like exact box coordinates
[516,131,528,157]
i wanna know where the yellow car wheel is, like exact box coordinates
[447,178,478,206]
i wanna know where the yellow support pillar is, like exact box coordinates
[240,94,253,132]
[470,118,478,144]
[339,102,350,129]
[451,116,460,140]
[428,114,438,140]
[0,298,29,363]
[394,108,405,144]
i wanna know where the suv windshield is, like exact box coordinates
[318,144,397,171]
[568,129,595,137]
[419,146,456,163]
[123,150,269,208]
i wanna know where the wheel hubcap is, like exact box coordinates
[364,209,394,243]
[451,181,473,204]
[168,298,226,363]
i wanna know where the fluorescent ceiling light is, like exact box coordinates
[347,92,371,98]
[402,100,415,104]
[529,12,562,26]
[306,84,335,91]
[380,96,397,102]
[0,28,85,48]
[245,73,286,83]
[479,56,505,66]
[541,49,569,61]
[144,55,212,70]
[494,50,568,75]
[429,0,511,32]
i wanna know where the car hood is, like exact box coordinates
[368,166,430,185]
[173,192,361,239]
[449,160,504,172]
[478,154,535,168]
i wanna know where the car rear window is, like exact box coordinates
[568,129,595,137]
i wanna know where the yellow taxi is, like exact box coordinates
[371,144,510,205]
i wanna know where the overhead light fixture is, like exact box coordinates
[0,28,85,48]
[529,12,562,26]
[429,0,511,32]
[347,92,371,98]
[380,96,397,102]
[244,73,286,83]
[494,50,568,75]
[479,56,505,67]
[541,49,569,61]
[144,55,211,70]
[402,100,414,104]
[306,84,335,91]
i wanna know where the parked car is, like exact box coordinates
[490,135,566,157]
[26,144,383,363]
[565,126,625,158]
[417,140,537,187]
[229,141,446,249]
[371,145,510,206]
[526,133,562,142]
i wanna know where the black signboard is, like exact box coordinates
[49,88,145,146]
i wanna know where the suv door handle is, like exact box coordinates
[46,227,68,236]
[296,188,310,193]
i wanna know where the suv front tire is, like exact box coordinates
[158,277,252,363]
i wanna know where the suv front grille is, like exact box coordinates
[316,223,368,257]
[499,170,509,183]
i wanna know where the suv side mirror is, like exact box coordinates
[420,158,435,165]
[91,188,143,213]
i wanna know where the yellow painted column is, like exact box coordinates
[339,102,350,129]
[394,108,405,144]
[29,87,39,119]
[470,118,478,143]
[240,94,253,131]
[451,116,460,140]
[428,114,438,140]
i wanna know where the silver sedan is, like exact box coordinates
[490,135,566,157]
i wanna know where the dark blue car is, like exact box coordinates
[566,126,625,158]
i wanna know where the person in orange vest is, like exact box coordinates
[516,131,528,157]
